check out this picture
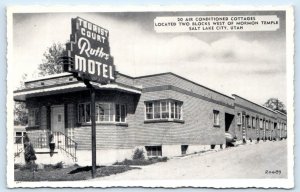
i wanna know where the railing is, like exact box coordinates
[14,137,24,158]
[53,131,78,162]
[29,131,49,148]
[26,130,78,162]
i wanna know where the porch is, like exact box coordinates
[14,130,78,165]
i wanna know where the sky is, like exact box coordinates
[12,10,287,106]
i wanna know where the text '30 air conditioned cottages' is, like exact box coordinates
[13,72,287,165]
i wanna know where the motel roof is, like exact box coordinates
[114,72,234,100]
[14,73,142,102]
[18,71,234,100]
[232,94,286,116]
[14,71,285,116]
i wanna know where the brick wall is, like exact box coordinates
[21,72,287,151]
[40,106,47,130]
[129,89,232,147]
[233,95,286,141]
[135,73,234,107]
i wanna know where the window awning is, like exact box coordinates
[14,81,142,102]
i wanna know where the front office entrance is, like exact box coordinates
[51,105,65,133]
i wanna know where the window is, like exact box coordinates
[171,102,175,118]
[58,114,62,122]
[237,113,242,125]
[145,146,162,157]
[145,100,183,120]
[260,119,263,129]
[14,132,26,144]
[78,102,127,123]
[252,117,256,128]
[78,103,91,123]
[181,145,188,155]
[154,101,161,119]
[161,101,169,119]
[175,101,182,119]
[116,104,127,122]
[28,108,40,127]
[246,116,251,128]
[242,115,246,128]
[96,103,114,122]
[213,110,220,126]
[146,103,153,119]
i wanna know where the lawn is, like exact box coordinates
[14,164,139,181]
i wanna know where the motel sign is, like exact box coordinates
[65,17,115,83]
[62,17,117,178]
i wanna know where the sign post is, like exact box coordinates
[90,86,96,177]
[60,17,116,178]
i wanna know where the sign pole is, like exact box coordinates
[62,17,116,179]
[90,86,97,178]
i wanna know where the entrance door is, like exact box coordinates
[225,113,234,132]
[51,105,65,133]
[242,115,246,140]
[256,119,259,139]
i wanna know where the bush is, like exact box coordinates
[43,162,64,170]
[132,148,145,160]
[23,134,37,163]
[19,162,38,171]
[114,156,168,166]
[54,161,64,169]
[149,156,168,162]
[14,164,22,170]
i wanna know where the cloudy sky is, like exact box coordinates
[12,10,286,106]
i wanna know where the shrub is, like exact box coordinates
[149,156,168,163]
[19,162,38,171]
[132,148,145,160]
[14,164,22,170]
[160,157,168,162]
[54,161,64,169]
[23,134,37,163]
[43,162,64,170]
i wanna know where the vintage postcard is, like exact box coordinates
[7,5,294,188]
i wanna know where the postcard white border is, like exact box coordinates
[6,5,294,188]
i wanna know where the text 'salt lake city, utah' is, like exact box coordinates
[7,5,294,188]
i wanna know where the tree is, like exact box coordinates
[263,98,286,114]
[14,73,28,126]
[14,42,65,125]
[14,102,28,126]
[37,42,65,76]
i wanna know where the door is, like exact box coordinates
[242,115,246,140]
[256,119,259,139]
[51,105,65,133]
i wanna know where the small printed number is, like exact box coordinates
[265,170,281,174]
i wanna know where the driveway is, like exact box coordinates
[94,140,287,180]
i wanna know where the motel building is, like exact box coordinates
[13,71,287,165]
